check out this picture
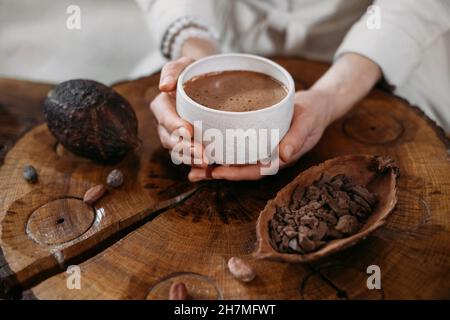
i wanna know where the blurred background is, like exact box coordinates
[0,0,164,84]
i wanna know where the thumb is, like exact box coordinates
[279,109,308,162]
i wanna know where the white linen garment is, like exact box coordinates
[137,0,450,132]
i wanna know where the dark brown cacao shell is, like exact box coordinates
[43,79,140,163]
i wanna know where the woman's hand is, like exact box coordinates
[150,38,218,174]
[278,89,333,164]
[188,89,334,181]
[151,51,381,182]
[189,53,381,181]
[150,57,209,168]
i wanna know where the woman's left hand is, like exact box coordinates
[187,89,334,181]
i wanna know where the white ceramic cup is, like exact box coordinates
[176,53,295,165]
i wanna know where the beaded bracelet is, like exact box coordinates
[161,16,219,60]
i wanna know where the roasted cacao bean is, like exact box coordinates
[227,257,255,282]
[23,165,38,183]
[83,184,106,205]
[106,169,124,188]
[169,282,188,300]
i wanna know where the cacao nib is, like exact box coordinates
[335,215,360,234]
[352,194,372,213]
[305,185,321,201]
[298,235,316,252]
[327,227,344,239]
[314,208,338,225]
[283,226,297,238]
[288,238,303,253]
[269,173,377,254]
[297,225,312,237]
[310,221,328,241]
[300,215,319,228]
[351,185,377,205]
[291,185,305,206]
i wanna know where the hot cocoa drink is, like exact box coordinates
[183,70,287,112]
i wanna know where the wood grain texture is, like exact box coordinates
[0,78,198,295]
[0,79,52,164]
[0,58,449,299]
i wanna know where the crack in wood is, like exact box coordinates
[2,66,450,300]
[300,262,386,300]
[175,180,269,224]
[0,185,203,299]
[301,264,349,300]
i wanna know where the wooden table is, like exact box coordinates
[0,58,449,300]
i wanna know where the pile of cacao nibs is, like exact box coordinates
[269,173,377,254]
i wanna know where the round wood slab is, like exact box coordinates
[0,58,449,299]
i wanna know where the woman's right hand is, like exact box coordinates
[150,57,201,163]
[150,37,218,181]
[150,56,210,173]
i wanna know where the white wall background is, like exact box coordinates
[0,0,164,84]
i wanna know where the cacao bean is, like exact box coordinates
[23,165,38,183]
[83,184,106,205]
[227,257,255,282]
[169,282,188,300]
[106,169,124,188]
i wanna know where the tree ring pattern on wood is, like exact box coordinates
[342,111,404,145]
[2,61,450,300]
[174,180,281,224]
[1,188,101,267]
[146,272,223,300]
[26,197,95,246]
[373,188,435,244]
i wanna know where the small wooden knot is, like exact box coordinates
[343,112,404,145]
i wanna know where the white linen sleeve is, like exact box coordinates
[135,0,219,51]
[335,0,450,86]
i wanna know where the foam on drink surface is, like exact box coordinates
[183,70,287,112]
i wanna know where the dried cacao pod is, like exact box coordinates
[255,155,399,263]
[44,79,140,163]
